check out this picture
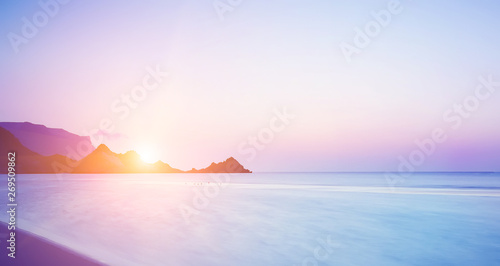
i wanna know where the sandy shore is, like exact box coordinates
[0,222,104,266]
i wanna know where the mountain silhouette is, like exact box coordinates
[0,124,251,174]
[0,126,77,173]
[0,122,94,160]
[188,157,251,173]
[73,144,183,173]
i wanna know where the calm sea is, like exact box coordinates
[1,173,500,265]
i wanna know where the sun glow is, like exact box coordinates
[137,148,159,164]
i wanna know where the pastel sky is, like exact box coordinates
[1,0,500,172]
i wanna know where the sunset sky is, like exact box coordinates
[1,0,500,172]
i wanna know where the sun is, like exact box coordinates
[136,148,158,164]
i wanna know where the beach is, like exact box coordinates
[0,222,103,266]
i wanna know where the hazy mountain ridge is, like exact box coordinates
[0,124,251,174]
[72,144,185,173]
[0,127,77,173]
[0,122,94,160]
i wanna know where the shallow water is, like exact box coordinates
[1,173,500,265]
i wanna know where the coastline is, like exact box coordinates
[0,222,105,266]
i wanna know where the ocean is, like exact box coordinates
[1,173,500,265]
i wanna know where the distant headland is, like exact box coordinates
[0,122,251,174]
